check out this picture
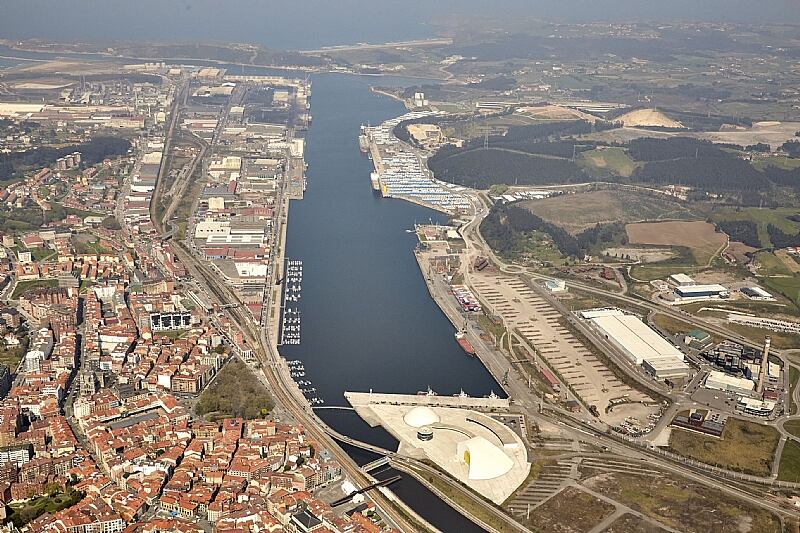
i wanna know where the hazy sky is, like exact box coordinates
[1,0,798,49]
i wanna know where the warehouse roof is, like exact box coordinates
[675,284,727,295]
[589,313,685,365]
[706,370,754,391]
[669,273,695,284]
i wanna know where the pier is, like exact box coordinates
[345,390,510,411]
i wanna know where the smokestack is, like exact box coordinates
[758,336,771,395]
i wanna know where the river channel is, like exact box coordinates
[279,72,501,531]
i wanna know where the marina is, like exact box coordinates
[279,259,303,345]
[287,359,324,405]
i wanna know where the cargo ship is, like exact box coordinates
[455,331,476,356]
[370,172,381,191]
[359,124,370,153]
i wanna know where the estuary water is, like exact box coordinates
[278,73,498,531]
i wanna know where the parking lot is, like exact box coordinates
[469,270,658,427]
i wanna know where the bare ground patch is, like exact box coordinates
[626,220,726,264]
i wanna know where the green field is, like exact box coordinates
[789,366,800,416]
[578,147,638,177]
[711,207,800,248]
[778,439,800,482]
[11,279,59,299]
[668,417,779,476]
[700,318,800,350]
[10,246,55,263]
[752,156,800,171]
[784,420,800,439]
[762,275,800,307]
[754,251,793,277]
[522,189,702,235]
[651,313,719,342]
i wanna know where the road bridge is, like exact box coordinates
[362,456,392,473]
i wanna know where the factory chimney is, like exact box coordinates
[757,336,771,395]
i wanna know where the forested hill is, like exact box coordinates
[427,120,611,189]
[0,136,131,182]
[429,131,800,206]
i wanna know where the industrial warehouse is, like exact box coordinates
[580,308,691,380]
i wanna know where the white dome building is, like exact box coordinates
[456,436,514,480]
[403,406,440,428]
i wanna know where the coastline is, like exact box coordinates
[370,86,410,106]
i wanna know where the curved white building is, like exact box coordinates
[457,436,514,480]
[403,406,440,428]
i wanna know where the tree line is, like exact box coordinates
[767,224,800,249]
[715,220,760,248]
[480,203,625,259]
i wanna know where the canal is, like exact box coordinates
[279,72,500,531]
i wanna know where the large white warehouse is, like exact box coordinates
[582,309,691,379]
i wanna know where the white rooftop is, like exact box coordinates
[590,313,685,365]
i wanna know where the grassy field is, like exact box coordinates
[668,417,779,476]
[754,251,794,277]
[583,471,780,533]
[11,278,59,299]
[626,221,725,265]
[562,290,610,312]
[651,313,712,339]
[10,246,55,263]
[790,366,800,416]
[526,486,615,532]
[752,156,800,171]
[710,207,800,248]
[762,275,800,307]
[578,147,638,177]
[711,321,800,350]
[522,189,701,235]
[778,438,800,482]
[784,420,800,439]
